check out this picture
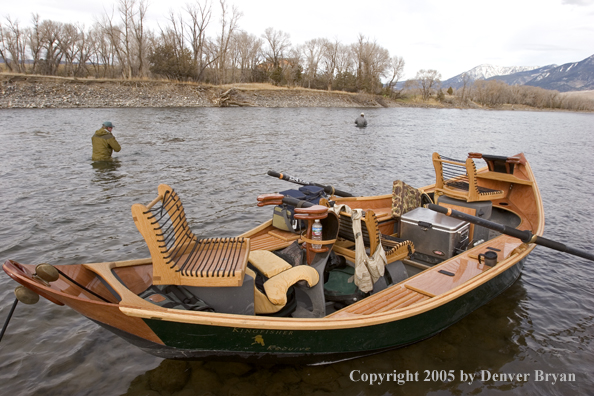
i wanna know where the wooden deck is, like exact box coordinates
[329,236,523,318]
[243,223,301,251]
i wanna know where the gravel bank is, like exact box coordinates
[0,73,390,109]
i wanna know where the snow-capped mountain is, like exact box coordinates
[442,65,542,89]
[522,54,594,92]
[484,64,558,86]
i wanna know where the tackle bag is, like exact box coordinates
[139,285,214,312]
[272,186,326,232]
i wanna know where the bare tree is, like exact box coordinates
[58,23,79,76]
[261,27,291,69]
[283,46,302,87]
[0,17,28,73]
[351,34,390,93]
[302,38,324,88]
[230,30,262,82]
[459,72,472,102]
[215,0,242,84]
[39,20,64,75]
[131,0,149,77]
[27,14,44,73]
[99,8,126,78]
[385,55,405,97]
[415,69,441,100]
[117,0,135,78]
[99,0,149,79]
[185,0,213,81]
[320,38,339,91]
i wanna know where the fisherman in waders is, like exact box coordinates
[355,112,367,127]
[92,121,121,161]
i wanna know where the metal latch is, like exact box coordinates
[418,221,433,231]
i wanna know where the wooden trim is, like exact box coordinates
[267,229,301,242]
[404,284,435,298]
[476,171,533,185]
[402,259,431,271]
[82,261,166,311]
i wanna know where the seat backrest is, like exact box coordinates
[132,184,197,275]
[432,152,503,202]
[132,184,249,286]
[337,209,380,255]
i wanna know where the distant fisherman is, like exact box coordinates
[92,121,121,161]
[355,112,368,127]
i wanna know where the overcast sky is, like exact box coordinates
[3,0,594,80]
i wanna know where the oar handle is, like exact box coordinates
[267,170,355,197]
[531,235,594,262]
[427,204,594,262]
[256,194,315,208]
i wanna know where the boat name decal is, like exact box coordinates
[267,345,311,352]
[232,327,294,336]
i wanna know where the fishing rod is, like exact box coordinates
[267,171,355,197]
[427,204,594,262]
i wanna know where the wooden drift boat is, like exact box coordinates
[4,152,588,365]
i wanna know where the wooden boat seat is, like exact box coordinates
[432,152,506,202]
[132,184,250,287]
[332,208,414,265]
[469,152,533,185]
[330,195,394,222]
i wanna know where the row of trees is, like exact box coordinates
[0,0,406,95]
[2,0,591,110]
[462,79,593,111]
[399,70,593,111]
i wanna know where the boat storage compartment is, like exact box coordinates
[400,207,470,263]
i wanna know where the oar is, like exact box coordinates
[427,204,594,262]
[267,171,355,197]
[0,298,18,343]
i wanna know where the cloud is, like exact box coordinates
[562,0,594,5]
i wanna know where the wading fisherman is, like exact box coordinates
[355,112,367,127]
[92,121,121,161]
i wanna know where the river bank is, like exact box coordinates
[0,73,590,112]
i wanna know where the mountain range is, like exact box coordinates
[441,54,594,92]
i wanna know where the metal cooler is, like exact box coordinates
[400,207,470,261]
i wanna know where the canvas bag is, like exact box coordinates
[272,186,326,232]
[139,285,214,312]
[392,180,423,218]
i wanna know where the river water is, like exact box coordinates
[1,107,593,396]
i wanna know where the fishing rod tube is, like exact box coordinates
[267,171,354,197]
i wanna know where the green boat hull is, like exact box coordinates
[98,258,525,365]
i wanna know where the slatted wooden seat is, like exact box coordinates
[132,184,250,287]
[332,208,414,265]
[432,152,506,202]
